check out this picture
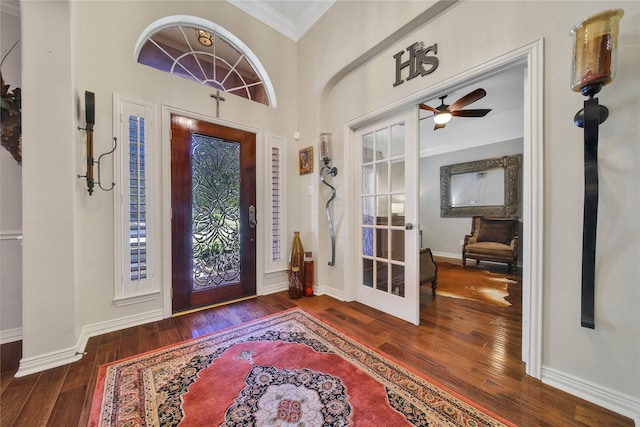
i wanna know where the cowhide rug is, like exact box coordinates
[433,262,518,307]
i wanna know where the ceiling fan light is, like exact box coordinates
[196,29,213,46]
[433,112,452,125]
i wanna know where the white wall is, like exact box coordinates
[0,8,23,342]
[297,0,640,419]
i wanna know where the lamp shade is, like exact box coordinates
[433,112,452,125]
[320,133,332,161]
[570,9,624,94]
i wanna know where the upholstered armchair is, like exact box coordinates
[462,216,518,273]
[420,248,438,294]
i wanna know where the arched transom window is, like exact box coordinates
[135,16,276,107]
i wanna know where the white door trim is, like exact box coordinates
[343,38,544,378]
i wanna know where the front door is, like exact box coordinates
[171,114,257,313]
[355,108,420,325]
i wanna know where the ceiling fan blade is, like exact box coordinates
[449,88,487,112]
[419,103,438,113]
[434,122,447,130]
[451,109,492,118]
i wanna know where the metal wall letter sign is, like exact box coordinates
[393,42,439,87]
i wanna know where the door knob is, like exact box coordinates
[249,205,257,228]
[405,223,413,230]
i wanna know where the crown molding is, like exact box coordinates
[226,0,333,41]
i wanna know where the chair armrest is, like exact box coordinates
[464,234,476,245]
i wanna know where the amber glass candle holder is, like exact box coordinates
[319,133,332,163]
[570,9,624,97]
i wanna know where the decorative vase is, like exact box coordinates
[289,231,304,280]
[288,266,304,299]
[303,251,314,297]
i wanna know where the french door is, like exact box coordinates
[355,108,420,325]
[170,115,257,313]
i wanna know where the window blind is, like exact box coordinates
[129,116,147,281]
[271,147,281,263]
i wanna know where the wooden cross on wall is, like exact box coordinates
[210,90,226,118]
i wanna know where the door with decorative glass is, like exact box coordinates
[355,109,420,325]
[171,115,256,312]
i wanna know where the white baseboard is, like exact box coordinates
[261,282,288,295]
[542,366,640,426]
[316,285,344,301]
[0,327,22,344]
[432,251,461,260]
[261,281,345,303]
[15,309,164,378]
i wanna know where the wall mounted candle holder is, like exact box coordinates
[319,133,338,266]
[570,9,623,329]
[77,91,117,195]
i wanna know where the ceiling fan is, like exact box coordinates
[419,88,492,130]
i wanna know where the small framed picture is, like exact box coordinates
[299,146,313,175]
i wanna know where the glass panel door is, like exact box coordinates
[357,109,419,325]
[171,115,256,313]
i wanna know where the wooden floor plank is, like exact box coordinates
[10,365,67,427]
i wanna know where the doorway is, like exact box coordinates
[344,40,543,377]
[170,114,257,313]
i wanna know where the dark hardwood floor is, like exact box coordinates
[0,263,633,426]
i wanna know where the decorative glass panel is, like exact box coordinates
[362,228,373,257]
[376,228,387,258]
[363,259,374,288]
[390,123,405,157]
[390,230,405,262]
[390,159,405,193]
[376,162,389,193]
[376,195,388,225]
[191,134,241,290]
[376,261,388,292]
[375,129,388,161]
[392,264,405,297]
[362,164,374,194]
[362,132,374,163]
[137,23,274,107]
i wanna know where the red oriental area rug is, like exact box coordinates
[89,308,513,426]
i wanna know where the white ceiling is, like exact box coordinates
[226,0,335,41]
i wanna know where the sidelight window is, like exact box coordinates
[114,96,160,305]
[265,134,287,272]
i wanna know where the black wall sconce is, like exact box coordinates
[571,9,624,329]
[319,132,338,266]
[77,91,117,195]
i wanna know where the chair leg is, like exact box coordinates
[431,280,437,295]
